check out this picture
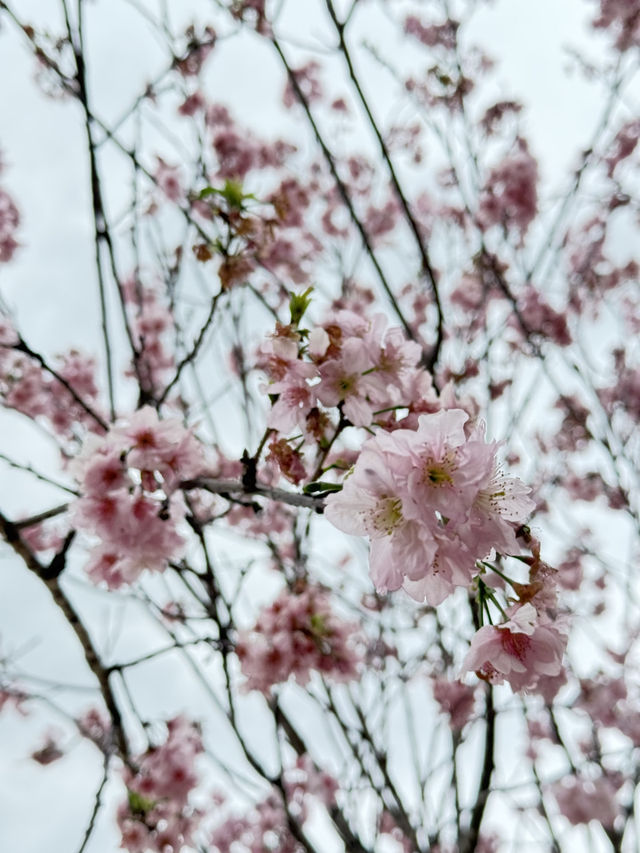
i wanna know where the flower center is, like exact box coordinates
[423,453,455,486]
[370,496,403,535]
[501,629,531,662]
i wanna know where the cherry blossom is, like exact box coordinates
[236,585,362,693]
[461,603,566,693]
[325,409,534,605]
[118,716,205,853]
[72,407,204,587]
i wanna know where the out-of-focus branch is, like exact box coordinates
[0,452,79,495]
[6,338,108,431]
[273,700,372,853]
[13,503,70,530]
[0,510,129,758]
[459,685,495,853]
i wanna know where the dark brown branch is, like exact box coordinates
[324,0,444,371]
[274,700,372,853]
[0,510,128,758]
[459,685,495,853]
[13,503,70,530]
[62,8,118,420]
[9,338,108,431]
[156,289,224,406]
[0,452,79,496]
[75,751,110,853]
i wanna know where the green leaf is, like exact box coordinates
[198,180,256,209]
[127,789,156,816]
[309,612,327,636]
[302,480,343,495]
[198,186,218,199]
[289,287,314,327]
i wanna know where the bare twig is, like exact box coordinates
[181,476,325,510]
[324,0,444,371]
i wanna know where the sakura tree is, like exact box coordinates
[0,1,639,851]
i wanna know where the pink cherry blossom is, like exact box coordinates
[552,773,621,828]
[432,678,477,730]
[72,408,204,587]
[315,339,375,427]
[326,409,534,606]
[593,0,640,52]
[461,603,566,693]
[477,140,538,237]
[236,585,362,693]
[266,360,318,434]
[118,716,204,852]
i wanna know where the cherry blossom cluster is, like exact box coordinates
[322,408,568,693]
[121,277,175,396]
[461,602,565,694]
[236,585,362,693]
[0,174,19,262]
[259,304,568,695]
[210,792,302,853]
[0,341,102,442]
[262,308,429,442]
[593,0,640,52]
[576,674,640,745]
[403,14,458,51]
[477,139,538,238]
[118,716,205,853]
[551,772,623,830]
[72,407,204,587]
[431,678,477,731]
[324,408,532,602]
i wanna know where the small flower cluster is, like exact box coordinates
[121,277,175,397]
[260,299,564,696]
[72,407,204,587]
[210,792,302,853]
[460,537,568,695]
[0,186,19,262]
[118,716,205,853]
[0,332,103,442]
[477,140,538,238]
[432,678,477,731]
[461,602,565,693]
[262,309,429,445]
[593,0,640,53]
[236,585,362,693]
[0,152,19,262]
[404,14,459,51]
[551,772,623,829]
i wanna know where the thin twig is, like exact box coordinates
[0,511,128,758]
[75,751,110,853]
[181,476,325,510]
[156,290,224,406]
[324,0,444,370]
